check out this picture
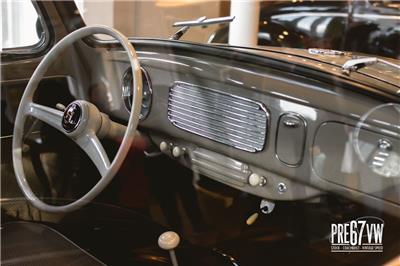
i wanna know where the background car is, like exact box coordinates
[209,0,400,59]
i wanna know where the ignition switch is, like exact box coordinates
[260,199,275,214]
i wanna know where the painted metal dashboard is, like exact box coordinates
[77,41,399,217]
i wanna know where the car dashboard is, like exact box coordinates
[61,40,400,217]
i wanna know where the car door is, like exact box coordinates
[1,1,71,200]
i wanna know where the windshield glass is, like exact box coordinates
[75,0,400,59]
[75,0,223,44]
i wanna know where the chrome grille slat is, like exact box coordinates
[168,82,268,152]
[168,108,266,141]
[169,93,266,122]
[171,86,264,114]
[168,101,266,131]
[169,113,265,146]
[174,84,259,108]
[171,118,258,151]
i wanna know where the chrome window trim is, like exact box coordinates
[1,1,50,56]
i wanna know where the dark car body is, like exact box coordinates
[210,0,400,59]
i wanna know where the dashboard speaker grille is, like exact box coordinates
[168,82,268,152]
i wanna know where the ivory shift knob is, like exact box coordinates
[158,231,180,250]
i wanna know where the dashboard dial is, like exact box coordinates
[122,67,152,120]
[353,103,400,178]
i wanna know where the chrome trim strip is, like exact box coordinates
[192,158,247,181]
[192,148,247,172]
[168,82,268,152]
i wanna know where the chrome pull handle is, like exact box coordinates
[282,118,300,128]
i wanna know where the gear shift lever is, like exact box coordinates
[158,231,180,266]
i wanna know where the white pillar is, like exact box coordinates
[228,0,260,47]
[75,0,114,28]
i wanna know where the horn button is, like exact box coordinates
[62,102,82,132]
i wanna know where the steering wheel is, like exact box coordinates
[12,26,142,213]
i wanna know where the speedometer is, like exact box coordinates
[122,67,152,120]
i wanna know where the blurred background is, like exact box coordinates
[2,0,399,59]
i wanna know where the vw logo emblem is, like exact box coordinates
[62,103,82,132]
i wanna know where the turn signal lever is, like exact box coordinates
[158,231,180,266]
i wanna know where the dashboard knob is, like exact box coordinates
[160,141,169,152]
[172,146,183,157]
[248,173,266,187]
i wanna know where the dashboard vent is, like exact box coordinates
[168,82,268,152]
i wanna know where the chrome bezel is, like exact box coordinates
[274,112,307,168]
[122,67,153,120]
[167,81,269,153]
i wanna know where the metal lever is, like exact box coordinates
[56,103,66,111]
[170,16,206,40]
[283,118,300,128]
[173,15,235,27]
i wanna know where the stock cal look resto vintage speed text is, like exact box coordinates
[1,1,400,266]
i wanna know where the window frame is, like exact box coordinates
[1,1,52,60]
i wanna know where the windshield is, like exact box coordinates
[75,0,223,44]
[75,0,399,59]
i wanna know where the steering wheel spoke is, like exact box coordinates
[27,103,64,132]
[76,133,111,176]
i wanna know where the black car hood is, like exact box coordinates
[226,45,400,97]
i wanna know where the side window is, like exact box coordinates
[1,0,45,50]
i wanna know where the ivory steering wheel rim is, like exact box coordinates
[12,25,142,213]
